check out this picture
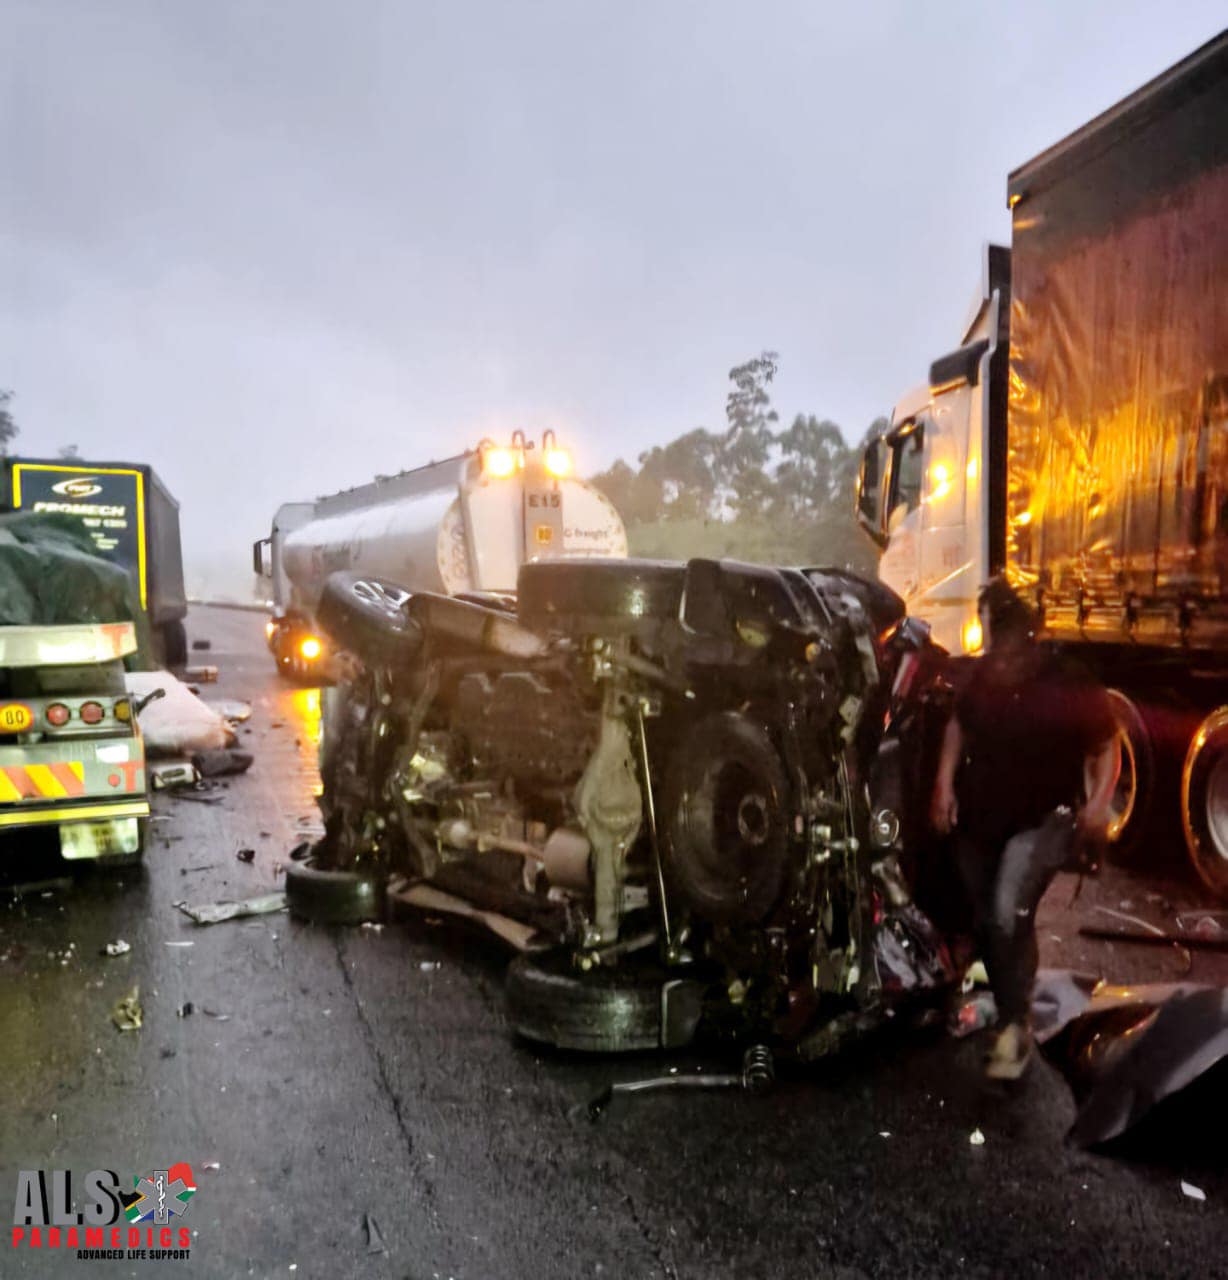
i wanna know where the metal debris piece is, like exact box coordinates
[164,940,194,948]
[177,1002,194,1017]
[1181,1181,1206,1202]
[588,1045,774,1119]
[111,986,143,1032]
[103,940,131,958]
[969,1128,986,1146]
[174,893,287,926]
[364,1214,387,1255]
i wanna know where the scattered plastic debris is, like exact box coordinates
[192,748,254,779]
[1181,1181,1206,1202]
[202,1008,231,1021]
[969,1128,986,1146]
[150,761,200,790]
[174,893,287,925]
[236,848,256,863]
[103,940,131,958]
[206,699,251,723]
[177,1002,194,1018]
[201,1162,220,1172]
[419,960,441,972]
[364,1214,387,1255]
[878,1131,891,1139]
[360,922,384,933]
[111,986,143,1032]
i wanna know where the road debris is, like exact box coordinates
[1033,971,1228,1147]
[191,638,212,651]
[1181,1181,1206,1202]
[288,841,311,862]
[177,1002,194,1017]
[174,893,287,925]
[111,986,143,1032]
[206,699,252,723]
[164,940,195,948]
[183,665,219,683]
[127,670,230,756]
[419,960,441,972]
[201,1162,220,1172]
[969,1128,986,1146]
[364,1214,387,1255]
[949,991,996,1038]
[236,848,256,863]
[202,1008,231,1021]
[150,761,200,790]
[588,1045,774,1119]
[102,940,131,958]
[192,748,254,779]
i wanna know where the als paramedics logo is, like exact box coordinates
[11,1164,196,1262]
[50,476,104,498]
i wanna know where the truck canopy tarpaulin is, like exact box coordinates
[0,512,150,657]
[1006,33,1228,645]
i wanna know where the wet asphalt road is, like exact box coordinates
[2,605,1227,1279]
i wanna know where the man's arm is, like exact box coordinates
[1080,734,1121,834]
[931,715,963,834]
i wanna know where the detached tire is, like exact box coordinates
[317,572,421,665]
[1181,708,1228,901]
[517,559,685,635]
[286,855,385,925]
[506,951,663,1052]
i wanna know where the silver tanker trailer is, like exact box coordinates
[253,433,628,678]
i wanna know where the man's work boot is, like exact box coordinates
[985,1021,1032,1081]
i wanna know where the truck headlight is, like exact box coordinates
[544,447,572,478]
[300,636,323,661]
[482,447,517,479]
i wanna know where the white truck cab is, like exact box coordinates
[857,244,1010,656]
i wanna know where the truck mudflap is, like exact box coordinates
[0,736,148,830]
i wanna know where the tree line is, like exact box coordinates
[591,352,883,574]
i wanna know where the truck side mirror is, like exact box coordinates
[856,438,889,547]
[252,538,270,577]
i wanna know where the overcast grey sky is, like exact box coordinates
[3,1,1225,585]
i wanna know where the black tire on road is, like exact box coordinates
[517,559,686,634]
[286,855,385,925]
[1181,708,1228,902]
[506,950,663,1052]
[316,572,421,665]
[1104,688,1156,865]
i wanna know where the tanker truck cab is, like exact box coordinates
[857,243,1010,657]
[256,433,628,680]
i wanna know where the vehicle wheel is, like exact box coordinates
[316,572,422,665]
[161,620,188,670]
[517,559,686,635]
[506,950,664,1052]
[1104,688,1156,864]
[1181,708,1228,901]
[661,711,793,924]
[285,853,385,925]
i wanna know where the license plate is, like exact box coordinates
[0,703,34,733]
[60,818,141,860]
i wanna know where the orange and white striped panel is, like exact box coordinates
[0,762,87,802]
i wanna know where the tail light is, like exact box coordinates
[79,701,106,725]
[46,703,71,727]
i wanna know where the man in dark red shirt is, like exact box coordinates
[931,578,1119,1079]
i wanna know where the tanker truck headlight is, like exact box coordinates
[482,446,517,479]
[544,446,572,478]
[300,636,323,661]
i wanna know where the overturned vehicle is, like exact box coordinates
[288,558,955,1053]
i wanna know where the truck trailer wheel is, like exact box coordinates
[316,572,421,665]
[285,854,385,925]
[1181,708,1228,901]
[1103,689,1156,865]
[506,950,665,1052]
